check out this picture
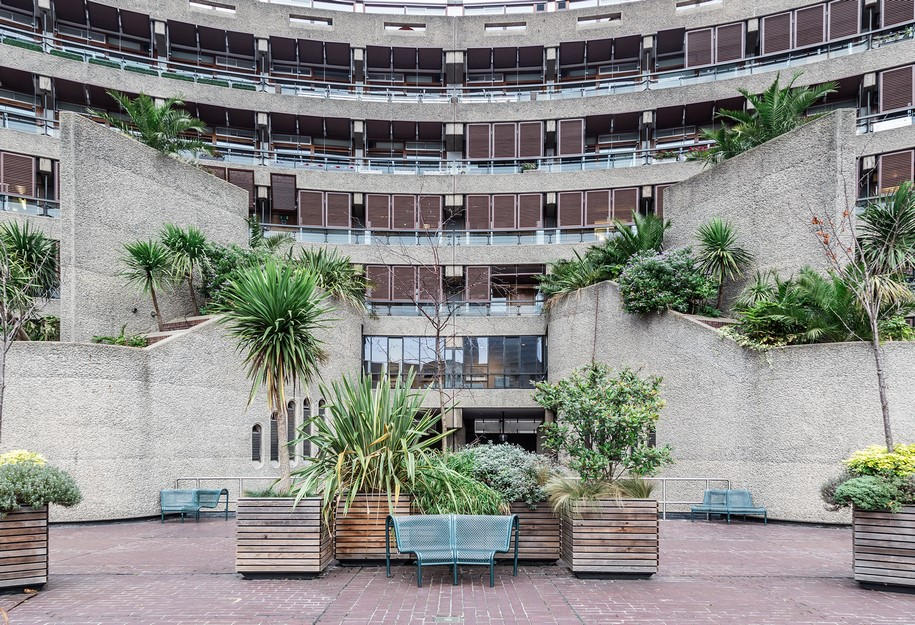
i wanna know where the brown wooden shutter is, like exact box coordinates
[466,123,491,160]
[416,266,441,303]
[557,119,584,156]
[391,266,416,302]
[518,122,542,158]
[879,150,914,193]
[880,67,914,112]
[465,195,491,230]
[829,0,860,38]
[366,194,391,229]
[391,195,417,230]
[762,13,792,54]
[685,29,713,67]
[584,190,610,226]
[558,191,583,228]
[227,169,255,210]
[612,188,639,224]
[517,193,542,228]
[0,153,33,197]
[270,173,297,213]
[325,192,351,228]
[201,165,227,180]
[654,184,671,219]
[465,266,491,302]
[492,123,517,159]
[491,195,517,230]
[366,265,391,301]
[298,190,324,226]
[715,23,744,63]
[883,0,915,26]
[795,5,826,47]
[418,195,442,230]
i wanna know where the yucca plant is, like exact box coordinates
[297,247,368,310]
[695,218,754,309]
[120,240,172,331]
[292,371,452,525]
[93,91,215,157]
[160,224,207,316]
[217,259,331,491]
[0,222,58,298]
[607,213,669,261]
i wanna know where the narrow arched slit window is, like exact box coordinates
[287,400,296,461]
[269,413,279,462]
[302,398,312,458]
[251,424,262,462]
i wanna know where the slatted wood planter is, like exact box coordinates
[496,502,560,561]
[0,506,48,589]
[853,505,915,587]
[334,493,412,562]
[560,498,659,576]
[235,497,332,576]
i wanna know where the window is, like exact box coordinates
[251,424,262,462]
[287,400,296,461]
[302,399,311,458]
[269,413,279,462]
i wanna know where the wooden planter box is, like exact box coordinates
[560,498,658,576]
[496,501,560,561]
[0,506,48,589]
[235,497,332,576]
[853,505,915,587]
[334,493,411,562]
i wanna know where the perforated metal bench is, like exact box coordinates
[690,488,767,524]
[159,488,229,522]
[385,514,519,587]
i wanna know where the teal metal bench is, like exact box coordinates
[385,514,519,587]
[160,488,229,522]
[690,488,767,524]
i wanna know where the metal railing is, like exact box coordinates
[1,18,912,103]
[174,476,279,511]
[0,194,59,217]
[266,224,607,245]
[368,300,544,316]
[856,106,915,134]
[645,477,732,520]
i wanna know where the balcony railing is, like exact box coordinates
[0,194,59,218]
[368,300,543,315]
[856,107,915,134]
[266,224,607,245]
[2,18,912,103]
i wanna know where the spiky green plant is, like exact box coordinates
[297,247,368,310]
[0,222,58,298]
[93,91,215,157]
[292,371,452,526]
[607,213,669,261]
[691,72,838,165]
[120,240,172,331]
[217,259,331,491]
[695,218,754,309]
[160,224,207,316]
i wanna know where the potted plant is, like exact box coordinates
[534,364,672,577]
[822,445,915,588]
[0,450,81,589]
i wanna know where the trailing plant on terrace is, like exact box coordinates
[690,72,838,165]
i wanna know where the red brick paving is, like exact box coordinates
[0,518,913,624]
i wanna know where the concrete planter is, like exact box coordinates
[235,497,332,577]
[496,501,560,561]
[853,505,915,587]
[334,493,412,562]
[560,498,659,576]
[0,506,48,589]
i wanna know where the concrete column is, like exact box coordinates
[35,0,50,34]
[746,19,759,58]
[545,46,558,82]
[641,36,653,74]
[256,38,269,74]
[153,20,167,59]
[544,120,557,154]
[641,110,655,151]
[445,50,464,85]
[256,112,269,151]
[862,72,877,115]
[445,123,463,154]
[352,120,365,156]
[352,47,365,83]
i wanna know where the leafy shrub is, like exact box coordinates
[200,243,270,311]
[92,324,147,347]
[617,248,716,314]
[832,476,903,513]
[845,444,915,478]
[0,461,81,513]
[23,316,60,342]
[411,454,507,515]
[0,450,46,466]
[451,444,551,507]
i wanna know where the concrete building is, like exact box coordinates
[0,0,913,522]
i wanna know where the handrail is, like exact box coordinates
[2,18,912,103]
[265,224,610,245]
[368,300,544,316]
[0,193,59,218]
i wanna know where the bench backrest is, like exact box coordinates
[390,515,452,553]
[702,489,728,506]
[160,489,197,508]
[726,489,755,508]
[453,515,514,552]
[196,489,225,508]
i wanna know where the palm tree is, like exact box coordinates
[695,218,754,309]
[160,224,207,316]
[121,240,171,331]
[297,248,368,310]
[692,72,838,165]
[217,259,331,491]
[93,91,215,157]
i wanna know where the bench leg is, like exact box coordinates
[161,511,164,524]
[489,562,495,588]
[453,563,458,586]
[416,564,422,588]
[764,512,767,525]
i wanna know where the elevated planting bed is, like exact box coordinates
[496,502,560,561]
[235,497,332,576]
[0,506,48,588]
[853,506,915,587]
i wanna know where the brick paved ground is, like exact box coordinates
[0,517,913,624]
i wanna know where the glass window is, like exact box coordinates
[251,424,262,462]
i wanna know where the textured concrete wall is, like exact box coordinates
[665,109,858,304]
[547,281,915,523]
[4,302,364,522]
[57,113,249,342]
